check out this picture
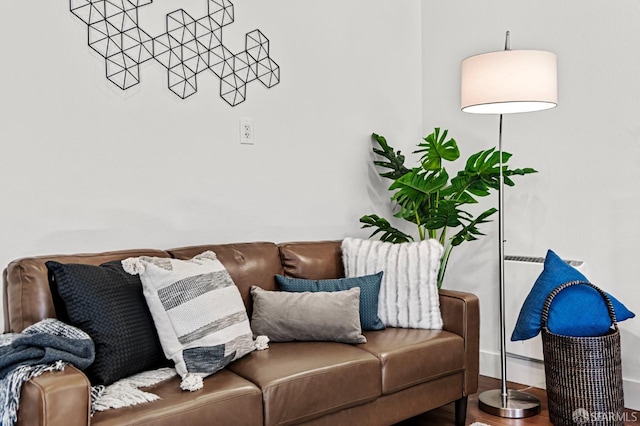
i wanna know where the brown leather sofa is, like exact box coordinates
[3,240,479,426]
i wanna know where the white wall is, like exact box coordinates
[422,0,640,409]
[0,0,422,320]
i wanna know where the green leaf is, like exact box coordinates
[450,208,497,246]
[360,214,414,243]
[371,133,411,180]
[414,128,460,171]
[505,167,538,176]
[389,169,449,211]
[421,199,464,230]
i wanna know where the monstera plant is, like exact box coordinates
[360,128,537,288]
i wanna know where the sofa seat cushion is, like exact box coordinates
[228,341,381,426]
[360,327,465,395]
[91,370,262,426]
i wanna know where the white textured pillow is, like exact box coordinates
[122,251,256,391]
[341,238,444,329]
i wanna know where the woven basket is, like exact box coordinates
[541,281,625,426]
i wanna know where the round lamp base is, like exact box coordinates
[478,388,541,419]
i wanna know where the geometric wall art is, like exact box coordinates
[69,0,280,106]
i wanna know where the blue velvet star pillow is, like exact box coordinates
[511,249,635,340]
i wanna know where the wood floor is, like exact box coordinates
[398,376,638,426]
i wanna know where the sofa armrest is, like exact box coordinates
[439,289,480,397]
[17,365,91,426]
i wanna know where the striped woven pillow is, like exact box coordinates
[123,251,255,391]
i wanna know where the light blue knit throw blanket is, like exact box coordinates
[0,319,95,426]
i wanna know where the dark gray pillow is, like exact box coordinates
[46,260,168,385]
[250,286,366,344]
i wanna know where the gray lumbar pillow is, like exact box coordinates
[250,286,366,344]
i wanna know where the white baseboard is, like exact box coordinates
[479,349,546,390]
[623,379,640,411]
[479,349,640,410]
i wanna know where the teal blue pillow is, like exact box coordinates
[511,250,635,340]
[275,272,385,331]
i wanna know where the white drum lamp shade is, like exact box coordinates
[461,50,557,114]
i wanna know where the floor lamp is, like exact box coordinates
[460,31,558,418]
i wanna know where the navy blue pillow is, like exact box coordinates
[275,272,385,331]
[511,250,635,340]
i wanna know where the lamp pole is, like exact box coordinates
[498,30,509,404]
[498,111,508,404]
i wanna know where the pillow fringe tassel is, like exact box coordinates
[121,257,145,275]
[180,373,203,392]
[255,335,269,350]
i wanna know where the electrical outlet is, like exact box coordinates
[239,118,254,145]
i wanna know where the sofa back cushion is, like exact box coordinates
[3,249,170,333]
[3,241,342,334]
[278,240,344,280]
[168,242,282,317]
